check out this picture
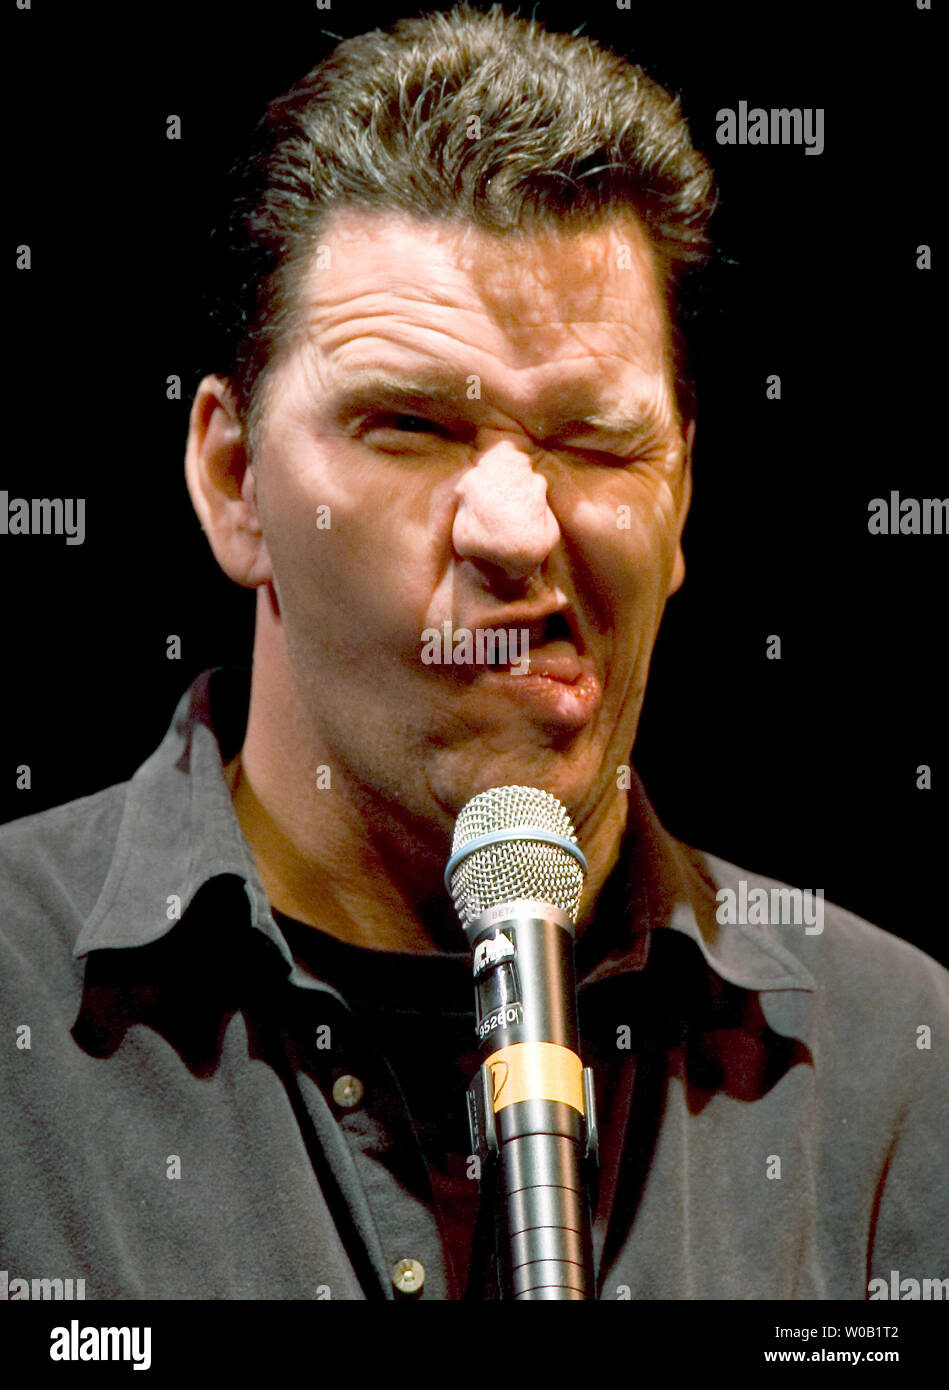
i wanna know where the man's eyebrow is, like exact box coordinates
[326,373,466,416]
[557,408,660,441]
[325,371,662,440]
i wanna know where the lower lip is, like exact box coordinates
[477,666,602,729]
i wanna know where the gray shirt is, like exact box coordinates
[1,668,946,1300]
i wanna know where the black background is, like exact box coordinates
[8,0,944,964]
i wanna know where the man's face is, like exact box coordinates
[247,209,691,850]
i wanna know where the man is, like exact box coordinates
[2,4,946,1304]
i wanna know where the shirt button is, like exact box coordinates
[391,1258,425,1298]
[332,1074,364,1109]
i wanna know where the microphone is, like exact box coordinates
[445,785,598,1300]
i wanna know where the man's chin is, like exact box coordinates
[432,750,601,823]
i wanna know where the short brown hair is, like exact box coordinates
[207,2,716,446]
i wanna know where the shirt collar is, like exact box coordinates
[74,669,280,963]
[73,668,814,1004]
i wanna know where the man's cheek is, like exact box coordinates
[591,517,675,606]
[264,477,390,580]
[613,491,684,580]
[268,433,389,526]
[569,475,679,542]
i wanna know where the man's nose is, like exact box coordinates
[452,442,560,582]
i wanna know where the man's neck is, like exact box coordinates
[226,734,627,956]
[225,749,452,953]
[227,626,628,953]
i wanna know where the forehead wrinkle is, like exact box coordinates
[298,219,666,345]
[288,302,678,440]
[295,231,668,369]
[297,238,489,329]
[307,307,669,393]
[286,217,677,431]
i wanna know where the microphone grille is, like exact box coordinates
[448,785,585,928]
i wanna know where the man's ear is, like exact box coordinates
[185,375,272,588]
[669,418,695,595]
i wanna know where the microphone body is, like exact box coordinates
[446,788,598,1300]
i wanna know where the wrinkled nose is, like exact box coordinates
[452,443,560,582]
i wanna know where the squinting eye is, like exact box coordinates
[357,413,455,451]
[386,414,444,434]
[556,444,633,467]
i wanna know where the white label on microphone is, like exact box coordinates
[477,1002,524,1042]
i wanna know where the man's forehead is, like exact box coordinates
[287,207,674,419]
[298,206,667,335]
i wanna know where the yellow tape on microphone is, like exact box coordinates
[484,1041,585,1115]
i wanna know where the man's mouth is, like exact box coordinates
[444,605,602,729]
[513,611,584,681]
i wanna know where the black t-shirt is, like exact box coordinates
[272,910,492,1297]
